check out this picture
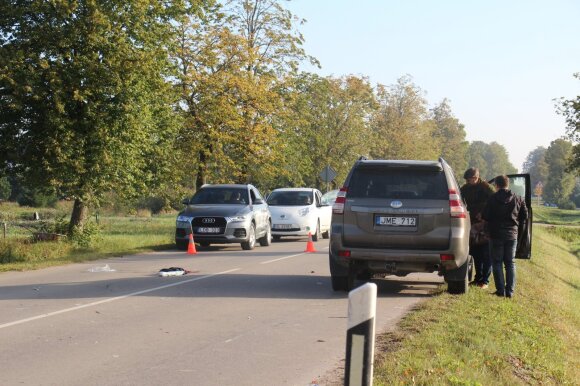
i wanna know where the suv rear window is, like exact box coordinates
[348,167,449,199]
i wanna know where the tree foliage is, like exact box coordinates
[543,139,575,206]
[278,74,377,189]
[465,141,516,180]
[173,0,316,191]
[430,98,468,180]
[0,0,198,230]
[0,176,10,201]
[371,76,439,160]
[556,73,580,173]
[522,146,548,189]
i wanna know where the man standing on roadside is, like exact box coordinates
[460,167,495,288]
[482,175,528,298]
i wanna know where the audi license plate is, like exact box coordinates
[198,227,220,233]
[375,216,416,227]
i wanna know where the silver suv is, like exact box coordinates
[175,184,271,250]
[329,158,472,293]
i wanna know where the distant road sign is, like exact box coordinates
[320,166,337,182]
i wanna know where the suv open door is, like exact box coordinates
[489,174,533,259]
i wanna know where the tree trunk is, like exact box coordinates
[196,150,207,191]
[68,198,88,235]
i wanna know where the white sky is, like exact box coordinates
[285,0,580,171]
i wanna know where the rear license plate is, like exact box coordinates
[375,216,416,226]
[198,227,220,233]
[273,224,292,230]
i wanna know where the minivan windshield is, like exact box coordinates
[190,188,249,205]
[348,168,449,199]
[267,191,313,206]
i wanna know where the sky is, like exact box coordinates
[285,0,580,172]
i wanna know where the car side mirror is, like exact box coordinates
[253,198,264,205]
[181,198,190,205]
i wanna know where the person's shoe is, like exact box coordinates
[476,283,489,289]
[492,291,505,297]
[506,293,513,299]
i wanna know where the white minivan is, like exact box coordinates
[266,188,332,241]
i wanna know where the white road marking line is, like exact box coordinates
[260,252,307,264]
[0,268,240,330]
[260,246,329,264]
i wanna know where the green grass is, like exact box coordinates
[533,205,580,225]
[0,214,176,272]
[373,226,580,385]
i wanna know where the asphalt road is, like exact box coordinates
[0,238,442,386]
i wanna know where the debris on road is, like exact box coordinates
[87,264,116,272]
[158,267,190,277]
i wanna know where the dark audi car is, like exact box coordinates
[175,184,272,250]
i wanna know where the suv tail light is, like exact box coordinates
[440,254,454,261]
[332,187,348,214]
[449,189,466,218]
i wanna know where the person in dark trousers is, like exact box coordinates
[460,167,495,289]
[482,175,528,298]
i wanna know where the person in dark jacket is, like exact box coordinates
[460,167,495,288]
[482,175,528,298]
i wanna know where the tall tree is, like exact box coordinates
[487,142,517,176]
[430,98,468,179]
[0,1,196,232]
[278,74,377,190]
[543,139,575,205]
[465,141,516,180]
[173,4,246,190]
[556,72,580,174]
[522,146,548,188]
[465,141,490,179]
[174,0,316,190]
[371,75,439,160]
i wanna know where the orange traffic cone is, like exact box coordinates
[304,232,317,253]
[187,233,197,255]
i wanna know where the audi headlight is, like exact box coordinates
[228,215,247,222]
[298,207,310,217]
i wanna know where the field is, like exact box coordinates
[533,205,580,225]
[0,202,176,272]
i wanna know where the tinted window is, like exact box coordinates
[267,191,313,206]
[190,188,248,204]
[348,168,448,199]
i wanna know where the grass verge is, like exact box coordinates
[373,226,579,385]
[0,214,176,272]
[533,205,580,225]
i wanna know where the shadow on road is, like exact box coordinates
[0,273,442,302]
